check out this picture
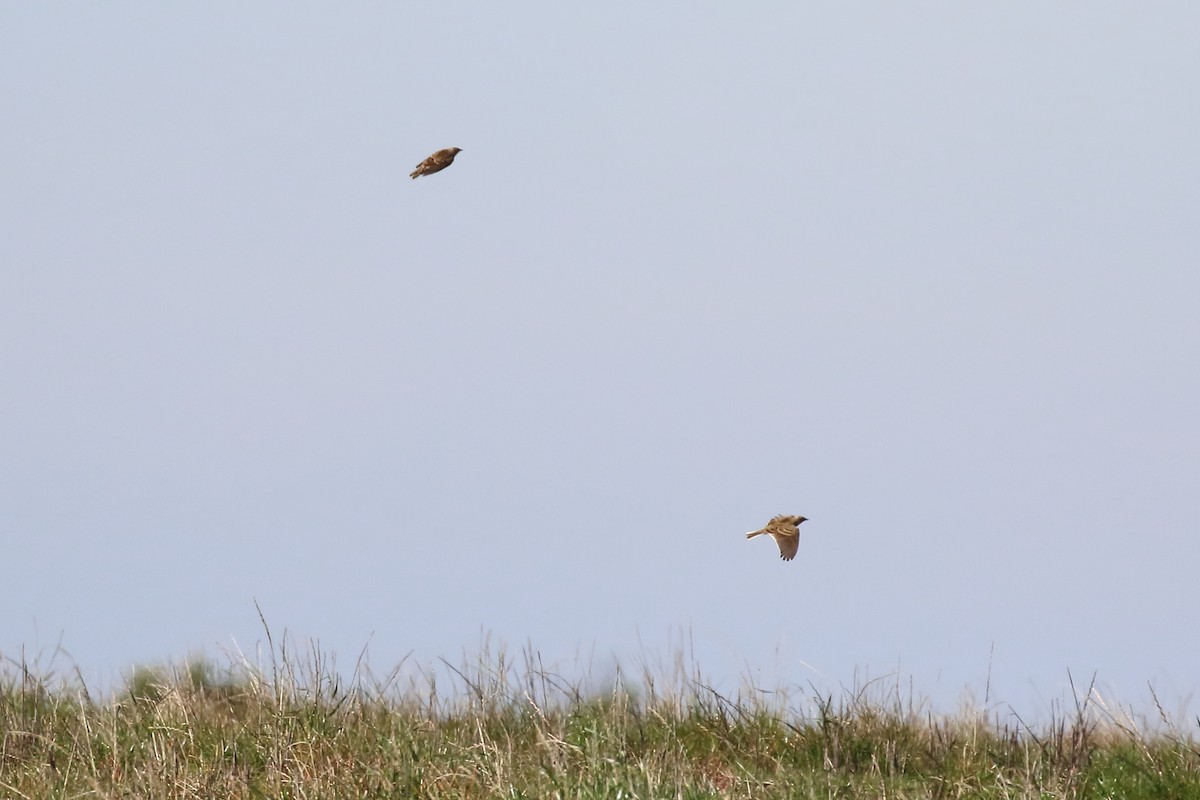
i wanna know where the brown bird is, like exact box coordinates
[745,515,808,561]
[410,147,462,179]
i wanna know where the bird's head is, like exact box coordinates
[795,516,808,524]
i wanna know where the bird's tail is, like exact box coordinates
[746,530,765,539]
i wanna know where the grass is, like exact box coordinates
[2,632,1199,799]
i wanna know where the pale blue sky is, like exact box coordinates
[2,3,1198,718]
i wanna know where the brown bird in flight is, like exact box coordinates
[410,147,462,179]
[746,515,808,561]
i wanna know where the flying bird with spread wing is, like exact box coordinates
[410,147,462,179]
[746,515,808,562]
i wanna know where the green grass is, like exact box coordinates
[2,637,1198,799]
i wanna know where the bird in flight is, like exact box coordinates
[410,147,463,179]
[746,515,808,561]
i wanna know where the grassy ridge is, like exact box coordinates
[2,641,1198,799]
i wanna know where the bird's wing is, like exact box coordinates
[771,531,799,561]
